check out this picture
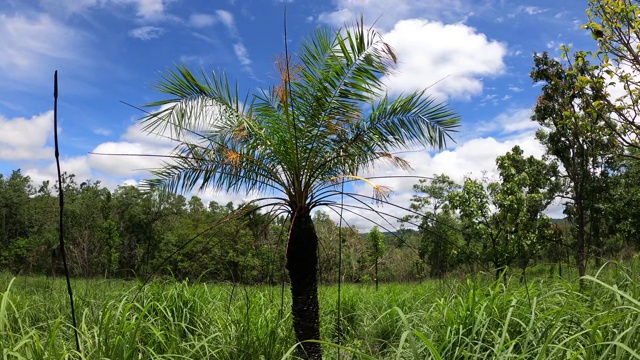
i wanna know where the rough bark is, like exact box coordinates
[286,210,322,360]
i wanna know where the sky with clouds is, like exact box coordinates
[0,0,597,228]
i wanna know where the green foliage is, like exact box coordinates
[531,51,621,276]
[405,174,463,278]
[448,146,560,278]
[2,259,640,359]
[366,226,386,289]
[583,0,640,153]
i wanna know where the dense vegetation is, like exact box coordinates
[0,170,429,283]
[2,261,639,359]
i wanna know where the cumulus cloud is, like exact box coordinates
[89,121,176,177]
[24,156,93,187]
[89,141,171,177]
[0,111,54,160]
[472,108,538,139]
[319,0,470,31]
[329,131,546,230]
[321,106,549,230]
[381,19,506,100]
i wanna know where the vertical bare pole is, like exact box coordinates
[336,174,344,360]
[54,70,80,352]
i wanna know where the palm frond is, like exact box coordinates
[140,18,460,213]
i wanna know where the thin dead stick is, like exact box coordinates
[54,70,80,352]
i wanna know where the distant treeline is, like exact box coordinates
[0,170,422,283]
[0,162,638,283]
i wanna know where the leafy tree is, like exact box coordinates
[366,226,385,290]
[420,210,464,278]
[142,19,459,359]
[583,0,640,154]
[405,174,462,278]
[0,170,33,243]
[313,211,363,284]
[0,170,36,271]
[64,178,112,277]
[531,52,619,277]
[449,177,501,277]
[493,145,561,274]
[449,146,560,279]
[110,185,160,277]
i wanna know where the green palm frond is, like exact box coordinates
[142,17,460,210]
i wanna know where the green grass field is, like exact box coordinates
[1,260,639,359]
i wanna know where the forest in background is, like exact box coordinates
[1,140,639,284]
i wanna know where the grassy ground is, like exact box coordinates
[1,260,639,359]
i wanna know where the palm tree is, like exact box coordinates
[142,19,460,360]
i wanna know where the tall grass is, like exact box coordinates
[1,259,639,359]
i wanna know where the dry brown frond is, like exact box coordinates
[232,123,247,142]
[372,184,392,203]
[375,152,413,171]
[222,148,241,167]
[327,112,362,135]
[272,53,304,104]
[329,174,392,203]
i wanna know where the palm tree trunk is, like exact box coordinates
[286,210,322,360]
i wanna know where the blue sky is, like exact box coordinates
[0,0,595,225]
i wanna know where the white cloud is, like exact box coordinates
[88,121,176,177]
[0,111,54,160]
[89,141,172,177]
[93,128,112,136]
[189,13,217,28]
[473,108,538,137]
[319,0,470,31]
[318,106,550,230]
[524,6,547,15]
[129,26,164,40]
[212,9,252,71]
[381,19,506,100]
[42,0,169,22]
[126,0,166,21]
[233,43,252,66]
[0,13,83,82]
[215,9,237,36]
[24,156,93,187]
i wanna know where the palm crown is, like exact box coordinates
[143,20,459,211]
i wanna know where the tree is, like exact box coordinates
[492,146,561,275]
[583,0,640,154]
[531,52,619,277]
[449,146,560,279]
[405,174,462,278]
[142,19,459,359]
[366,226,385,290]
[449,177,501,278]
